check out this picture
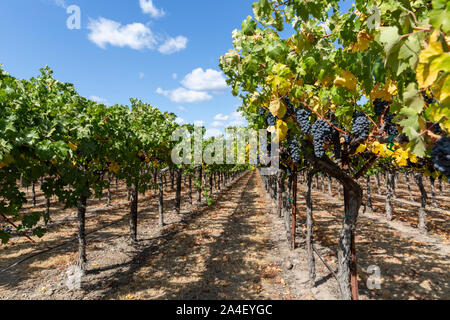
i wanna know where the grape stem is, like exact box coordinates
[422,129,442,140]
[355,104,380,131]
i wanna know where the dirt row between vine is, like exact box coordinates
[294,181,450,300]
[1,170,448,300]
[0,174,245,299]
[103,171,307,300]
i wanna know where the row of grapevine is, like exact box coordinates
[220,0,449,299]
[0,65,249,272]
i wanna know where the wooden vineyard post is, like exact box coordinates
[291,169,297,250]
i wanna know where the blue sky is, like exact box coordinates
[0,0,355,137]
[0,0,258,137]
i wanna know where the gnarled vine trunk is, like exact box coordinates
[77,180,89,272]
[175,169,182,214]
[385,170,394,221]
[196,168,202,203]
[158,172,164,227]
[415,173,427,233]
[188,174,193,205]
[306,170,316,287]
[429,177,437,208]
[129,179,138,242]
[302,142,362,300]
[366,175,373,213]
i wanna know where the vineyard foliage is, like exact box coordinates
[220,0,449,176]
[0,66,247,245]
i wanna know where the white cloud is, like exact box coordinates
[54,0,67,8]
[89,96,108,105]
[212,111,247,128]
[139,0,165,18]
[138,72,145,79]
[172,73,178,80]
[156,87,212,104]
[87,17,157,50]
[181,68,228,91]
[211,121,225,128]
[214,113,229,121]
[175,117,185,125]
[158,36,188,54]
[178,106,186,112]
[194,120,205,127]
[228,111,247,127]
[204,128,223,139]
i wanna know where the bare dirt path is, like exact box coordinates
[1,171,309,300]
[105,171,292,300]
[294,182,450,300]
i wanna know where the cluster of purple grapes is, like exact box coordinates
[283,96,295,118]
[352,112,370,140]
[424,94,437,105]
[258,107,267,117]
[431,123,444,135]
[329,119,342,159]
[295,108,311,134]
[384,113,399,137]
[311,119,332,158]
[431,136,450,179]
[374,98,390,116]
[288,137,301,163]
[267,113,277,126]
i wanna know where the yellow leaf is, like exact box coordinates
[351,31,373,53]
[0,162,8,169]
[109,162,120,174]
[334,70,357,92]
[416,30,449,89]
[418,30,443,65]
[355,144,367,154]
[276,120,288,142]
[386,79,398,95]
[370,83,392,102]
[435,74,450,105]
[269,95,286,119]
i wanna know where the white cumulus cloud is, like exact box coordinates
[139,0,165,18]
[54,0,67,8]
[87,17,157,50]
[156,87,212,104]
[214,113,230,121]
[194,120,205,127]
[212,112,246,128]
[211,121,225,128]
[204,128,223,139]
[89,96,109,105]
[181,68,228,91]
[158,36,188,54]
